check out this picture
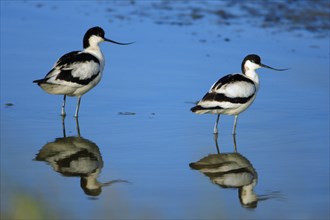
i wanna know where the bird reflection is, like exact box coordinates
[190,135,262,208]
[35,117,128,197]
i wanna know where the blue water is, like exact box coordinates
[1,1,329,219]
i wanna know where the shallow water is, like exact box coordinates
[1,1,329,219]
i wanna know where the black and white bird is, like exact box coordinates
[33,26,133,117]
[191,54,287,134]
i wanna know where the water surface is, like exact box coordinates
[1,1,329,219]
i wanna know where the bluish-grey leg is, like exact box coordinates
[61,95,66,116]
[74,96,81,118]
[213,114,220,134]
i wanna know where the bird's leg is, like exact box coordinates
[74,96,81,118]
[75,117,81,137]
[61,115,66,138]
[61,95,66,116]
[214,133,220,154]
[213,114,220,134]
[232,133,237,152]
[232,115,238,135]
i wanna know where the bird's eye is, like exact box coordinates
[253,59,260,64]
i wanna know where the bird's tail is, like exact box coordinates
[191,105,223,114]
[33,78,47,85]
[191,105,200,112]
[191,105,208,114]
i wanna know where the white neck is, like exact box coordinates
[244,70,259,89]
[83,46,105,75]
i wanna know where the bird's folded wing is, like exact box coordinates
[41,52,101,85]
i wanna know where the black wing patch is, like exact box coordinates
[201,92,255,104]
[56,51,100,67]
[55,70,99,85]
[191,105,223,112]
[211,74,255,91]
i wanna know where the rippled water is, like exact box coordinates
[1,1,329,219]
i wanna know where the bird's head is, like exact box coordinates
[241,54,289,74]
[83,26,134,48]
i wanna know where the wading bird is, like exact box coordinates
[33,26,133,117]
[191,54,287,134]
